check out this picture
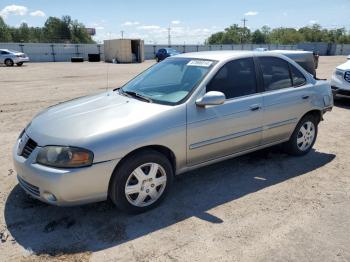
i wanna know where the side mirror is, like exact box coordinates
[196,91,226,107]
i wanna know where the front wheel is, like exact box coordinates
[109,149,173,213]
[284,115,318,156]
[16,62,23,66]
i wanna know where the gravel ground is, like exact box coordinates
[0,56,349,262]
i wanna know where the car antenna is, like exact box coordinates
[106,32,111,91]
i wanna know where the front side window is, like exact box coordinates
[259,57,292,91]
[206,58,257,99]
[121,58,215,105]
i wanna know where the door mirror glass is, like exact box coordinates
[196,91,226,107]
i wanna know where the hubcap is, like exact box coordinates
[297,121,315,151]
[125,163,167,207]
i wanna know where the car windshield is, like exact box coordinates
[120,58,215,105]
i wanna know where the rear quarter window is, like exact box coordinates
[259,57,293,91]
[289,64,307,87]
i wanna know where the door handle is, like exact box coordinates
[302,95,310,100]
[250,104,261,111]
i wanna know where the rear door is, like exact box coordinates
[257,56,313,145]
[186,57,264,165]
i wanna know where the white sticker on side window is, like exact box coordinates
[187,60,213,67]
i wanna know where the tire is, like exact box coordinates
[109,149,174,213]
[156,57,160,62]
[5,59,14,67]
[284,114,318,156]
[16,62,23,66]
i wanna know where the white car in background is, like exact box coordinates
[331,55,350,97]
[0,49,30,67]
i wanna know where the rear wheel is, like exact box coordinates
[16,62,23,66]
[109,149,173,213]
[5,59,14,67]
[284,114,318,156]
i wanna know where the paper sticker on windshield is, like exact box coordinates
[187,60,213,67]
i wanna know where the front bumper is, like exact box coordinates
[13,139,120,206]
[331,73,350,96]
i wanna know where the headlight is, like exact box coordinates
[335,69,343,78]
[36,146,93,168]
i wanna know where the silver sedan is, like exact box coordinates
[13,51,333,213]
[0,49,29,66]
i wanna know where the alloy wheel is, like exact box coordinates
[124,162,167,207]
[297,121,315,151]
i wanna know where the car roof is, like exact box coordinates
[175,51,254,61]
[269,50,312,54]
[175,50,294,62]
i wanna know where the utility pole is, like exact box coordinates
[242,18,248,29]
[121,30,124,39]
[167,27,171,47]
[241,18,248,45]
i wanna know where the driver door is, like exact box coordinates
[186,58,263,166]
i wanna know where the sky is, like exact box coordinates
[1,0,350,44]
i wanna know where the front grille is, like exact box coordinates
[18,175,40,197]
[21,138,37,158]
[345,71,350,83]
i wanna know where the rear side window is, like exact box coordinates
[1,51,9,55]
[259,57,292,91]
[207,58,257,99]
[290,64,306,86]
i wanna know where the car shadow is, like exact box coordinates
[4,147,335,256]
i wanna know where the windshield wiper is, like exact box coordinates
[119,89,153,103]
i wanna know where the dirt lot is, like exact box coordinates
[0,56,349,262]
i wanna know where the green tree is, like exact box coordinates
[0,16,12,42]
[269,28,304,44]
[70,20,94,44]
[207,32,225,44]
[252,29,266,44]
[207,24,251,44]
[206,23,350,45]
[43,16,71,42]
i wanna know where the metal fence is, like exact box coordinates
[0,43,103,62]
[1,42,349,62]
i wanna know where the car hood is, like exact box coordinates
[336,60,350,71]
[27,91,171,146]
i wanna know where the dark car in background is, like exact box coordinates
[155,48,181,62]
